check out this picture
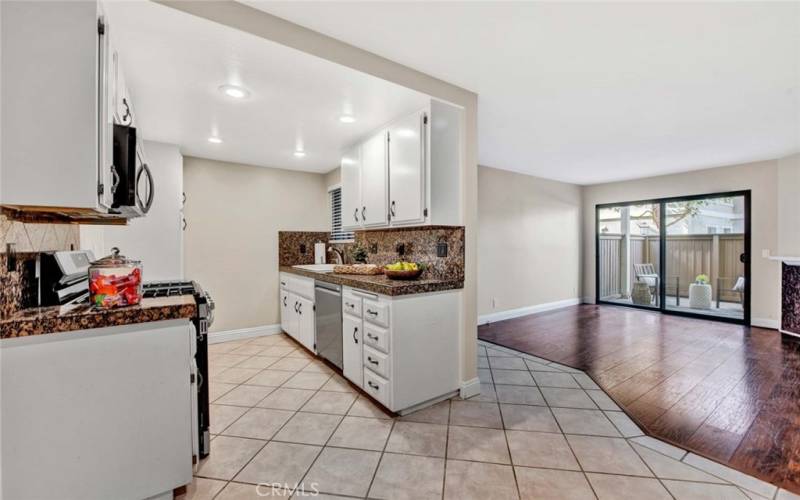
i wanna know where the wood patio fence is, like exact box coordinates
[599,233,744,302]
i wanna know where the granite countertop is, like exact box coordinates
[280,266,463,296]
[0,295,196,339]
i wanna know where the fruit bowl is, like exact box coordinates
[384,268,424,280]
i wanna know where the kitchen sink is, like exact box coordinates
[292,264,335,273]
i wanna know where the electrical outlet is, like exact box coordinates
[299,243,306,254]
[396,243,405,256]
[437,242,448,257]
[370,243,378,254]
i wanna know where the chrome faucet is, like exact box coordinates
[328,246,345,265]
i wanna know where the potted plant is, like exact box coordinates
[349,244,368,264]
[689,273,712,309]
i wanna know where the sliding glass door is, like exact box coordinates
[596,191,750,324]
[597,202,661,310]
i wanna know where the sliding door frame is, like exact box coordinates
[595,190,751,326]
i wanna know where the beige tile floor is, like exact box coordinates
[179,334,798,500]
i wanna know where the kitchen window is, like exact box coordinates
[329,186,354,242]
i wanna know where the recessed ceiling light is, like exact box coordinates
[218,84,250,99]
[208,136,223,144]
[293,150,306,158]
[339,115,356,124]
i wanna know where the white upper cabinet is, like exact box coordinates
[388,110,426,225]
[337,100,461,230]
[360,130,389,227]
[340,146,362,231]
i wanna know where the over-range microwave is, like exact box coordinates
[111,124,154,216]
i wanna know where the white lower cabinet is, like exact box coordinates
[340,286,460,413]
[342,313,363,388]
[279,273,316,353]
[295,295,315,353]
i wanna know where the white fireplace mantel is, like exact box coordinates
[767,256,800,266]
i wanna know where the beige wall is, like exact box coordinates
[478,166,582,317]
[324,167,341,188]
[581,159,782,326]
[183,156,329,333]
[777,153,800,256]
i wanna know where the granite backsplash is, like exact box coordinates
[278,226,465,282]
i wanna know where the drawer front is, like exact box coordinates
[290,276,315,300]
[363,345,390,379]
[342,292,362,317]
[363,323,390,354]
[363,369,390,408]
[363,299,389,327]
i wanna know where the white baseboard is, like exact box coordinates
[209,324,282,344]
[478,298,582,325]
[459,377,481,399]
[751,318,779,330]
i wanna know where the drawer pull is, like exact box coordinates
[367,333,378,341]
[353,327,359,344]
[347,302,355,309]
[367,381,379,390]
[280,281,287,286]
[367,356,379,365]
[294,301,299,313]
[283,296,287,306]
[366,309,378,316]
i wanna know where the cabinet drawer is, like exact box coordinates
[289,276,315,300]
[363,323,390,354]
[279,273,290,290]
[363,345,390,380]
[342,292,362,317]
[363,369,391,408]
[363,299,389,327]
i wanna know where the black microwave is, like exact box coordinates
[112,124,154,216]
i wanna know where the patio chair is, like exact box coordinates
[633,263,659,305]
[716,276,745,308]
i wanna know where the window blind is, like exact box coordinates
[330,187,354,242]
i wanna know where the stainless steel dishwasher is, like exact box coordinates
[315,281,342,370]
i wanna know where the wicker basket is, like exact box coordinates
[332,264,383,275]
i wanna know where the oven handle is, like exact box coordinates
[136,162,155,214]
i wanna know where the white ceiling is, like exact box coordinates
[104,1,429,173]
[246,1,800,185]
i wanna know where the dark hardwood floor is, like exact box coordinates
[478,304,800,494]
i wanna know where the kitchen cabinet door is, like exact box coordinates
[340,146,362,231]
[342,314,363,388]
[296,296,315,353]
[389,110,426,225]
[280,290,295,337]
[360,130,389,227]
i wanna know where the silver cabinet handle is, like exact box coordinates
[353,327,359,344]
[367,356,379,365]
[366,309,378,316]
[367,333,378,341]
[298,302,302,315]
[362,206,366,221]
[283,296,287,307]
[390,200,396,217]
[367,381,379,390]
[294,301,299,313]
[354,208,359,222]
